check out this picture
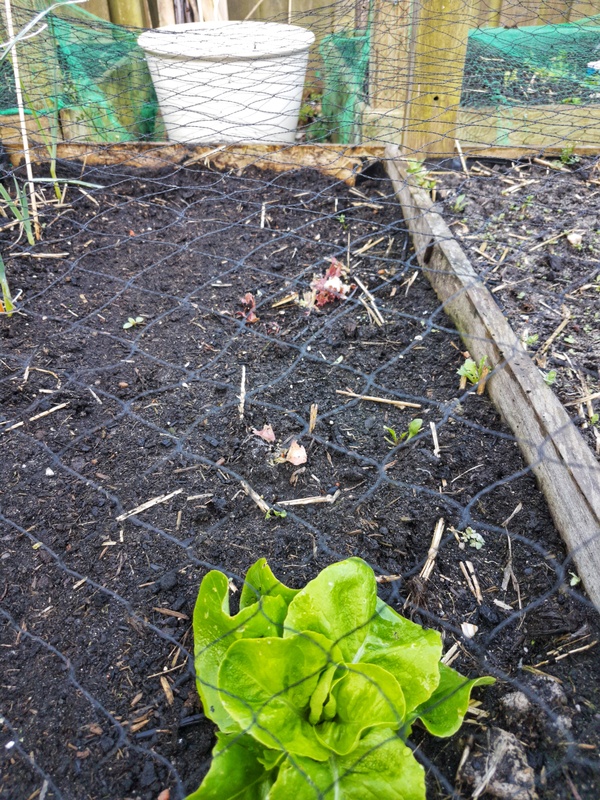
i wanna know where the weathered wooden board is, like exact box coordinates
[456,105,600,150]
[364,104,600,152]
[385,144,600,610]
[456,144,600,159]
[3,141,384,185]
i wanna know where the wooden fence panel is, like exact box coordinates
[499,0,543,27]
[474,0,595,26]
[568,0,600,21]
[85,0,111,20]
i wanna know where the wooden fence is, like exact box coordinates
[365,0,600,154]
[1,0,600,156]
[82,0,599,28]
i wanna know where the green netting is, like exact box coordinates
[462,16,600,107]
[0,58,19,112]
[0,5,159,141]
[319,29,370,144]
[318,13,600,140]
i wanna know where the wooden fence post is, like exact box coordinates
[401,0,474,156]
[107,0,147,27]
[85,0,111,20]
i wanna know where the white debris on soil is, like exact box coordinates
[459,727,538,800]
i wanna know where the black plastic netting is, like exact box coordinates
[1,2,600,800]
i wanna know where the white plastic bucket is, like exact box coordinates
[137,22,315,144]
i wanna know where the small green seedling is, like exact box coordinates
[384,418,423,447]
[569,571,581,587]
[406,159,437,192]
[0,254,14,317]
[560,144,580,166]
[123,316,144,330]
[525,333,539,347]
[457,356,488,386]
[337,213,348,231]
[383,426,399,446]
[460,527,485,550]
[544,370,557,386]
[452,194,467,213]
[590,413,598,426]
[265,508,287,521]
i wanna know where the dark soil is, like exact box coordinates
[437,156,600,459]
[1,159,599,800]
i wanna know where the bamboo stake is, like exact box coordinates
[3,0,40,239]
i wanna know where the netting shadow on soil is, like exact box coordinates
[0,146,599,800]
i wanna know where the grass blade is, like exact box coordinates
[0,253,14,316]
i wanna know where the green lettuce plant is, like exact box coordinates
[187,558,494,799]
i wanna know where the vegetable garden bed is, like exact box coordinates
[1,158,599,799]
[435,154,600,459]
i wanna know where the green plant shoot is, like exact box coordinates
[0,254,14,317]
[384,418,423,447]
[452,194,467,213]
[187,558,494,799]
[460,527,485,550]
[0,179,35,246]
[457,355,488,386]
[560,145,580,166]
[406,159,437,192]
[123,316,144,329]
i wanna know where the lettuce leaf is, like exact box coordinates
[219,631,342,760]
[190,559,494,800]
[185,732,275,800]
[315,663,406,755]
[283,560,442,716]
[240,558,299,612]
[308,665,338,725]
[359,599,443,714]
[411,663,495,737]
[268,728,425,800]
[284,558,377,662]
[193,570,288,731]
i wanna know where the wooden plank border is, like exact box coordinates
[384,143,600,609]
[363,104,600,152]
[2,140,385,186]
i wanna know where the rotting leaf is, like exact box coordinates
[237,292,259,324]
[310,257,352,308]
[284,439,307,466]
[253,424,276,443]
